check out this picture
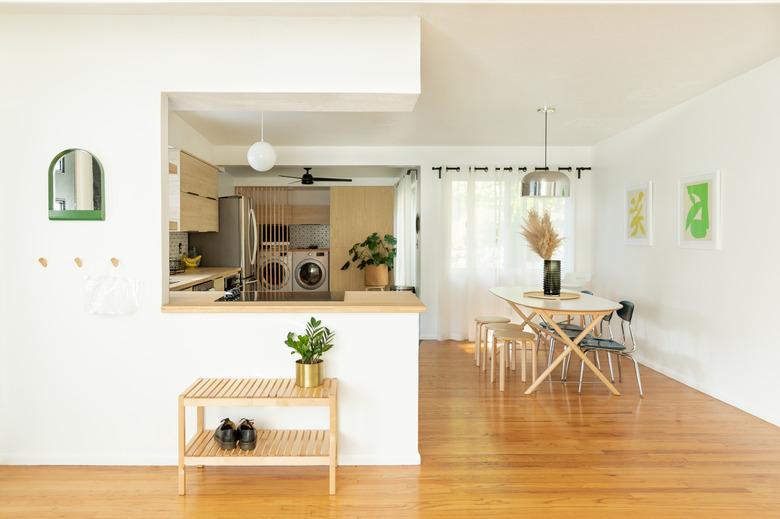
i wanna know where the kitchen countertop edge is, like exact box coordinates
[169,267,241,291]
[162,291,426,314]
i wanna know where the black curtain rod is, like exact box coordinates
[433,165,590,178]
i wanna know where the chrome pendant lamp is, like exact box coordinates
[521,106,570,198]
[247,112,277,172]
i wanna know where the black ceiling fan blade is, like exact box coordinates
[311,177,353,182]
[287,180,301,185]
[278,175,302,179]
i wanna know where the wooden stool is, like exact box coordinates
[474,316,510,368]
[487,324,536,391]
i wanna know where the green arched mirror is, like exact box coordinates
[48,149,105,220]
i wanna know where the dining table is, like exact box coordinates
[490,286,623,395]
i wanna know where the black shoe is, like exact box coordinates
[213,418,238,450]
[238,418,257,451]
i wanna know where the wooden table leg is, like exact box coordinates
[524,344,570,394]
[538,310,620,396]
[178,397,186,496]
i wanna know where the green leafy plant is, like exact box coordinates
[284,317,335,364]
[340,232,397,271]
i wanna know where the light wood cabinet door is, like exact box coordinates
[290,205,330,225]
[329,187,394,292]
[180,151,218,199]
[180,193,218,232]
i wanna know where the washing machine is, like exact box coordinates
[292,250,329,292]
[258,250,292,292]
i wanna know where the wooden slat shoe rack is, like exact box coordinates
[177,377,338,495]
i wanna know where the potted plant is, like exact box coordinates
[285,317,335,388]
[520,209,564,296]
[340,232,397,287]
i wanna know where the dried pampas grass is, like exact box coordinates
[520,209,564,260]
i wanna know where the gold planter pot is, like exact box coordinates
[364,264,389,287]
[295,360,323,388]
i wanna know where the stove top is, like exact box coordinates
[216,291,345,302]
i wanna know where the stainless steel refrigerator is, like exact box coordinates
[189,196,258,290]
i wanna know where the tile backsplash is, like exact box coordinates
[290,224,330,249]
[169,232,188,259]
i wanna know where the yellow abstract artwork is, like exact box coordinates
[626,182,652,245]
[628,191,646,238]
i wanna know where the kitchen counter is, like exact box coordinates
[163,289,425,313]
[169,267,240,291]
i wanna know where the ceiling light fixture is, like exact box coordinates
[521,106,571,198]
[247,112,276,172]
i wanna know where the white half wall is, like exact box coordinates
[0,13,420,465]
[592,57,780,426]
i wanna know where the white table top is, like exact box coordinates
[490,286,622,314]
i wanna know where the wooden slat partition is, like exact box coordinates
[234,186,290,291]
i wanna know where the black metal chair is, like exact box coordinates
[577,300,643,397]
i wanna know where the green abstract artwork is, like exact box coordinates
[685,182,709,239]
[679,172,720,249]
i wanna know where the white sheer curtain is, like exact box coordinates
[437,167,574,340]
[394,170,417,287]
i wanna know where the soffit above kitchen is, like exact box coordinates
[12,1,780,145]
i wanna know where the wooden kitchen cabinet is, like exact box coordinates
[169,149,219,232]
[180,152,218,200]
[180,192,218,232]
[290,204,330,225]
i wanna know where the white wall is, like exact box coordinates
[592,57,780,426]
[0,13,420,465]
[169,113,215,164]
[215,145,593,339]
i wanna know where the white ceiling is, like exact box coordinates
[225,165,403,179]
[172,3,780,146]
[223,165,405,186]
[13,1,777,146]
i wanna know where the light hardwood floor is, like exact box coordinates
[2,341,780,518]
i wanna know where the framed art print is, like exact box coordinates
[678,171,721,250]
[625,181,653,246]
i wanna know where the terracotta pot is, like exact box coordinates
[295,360,323,388]
[364,264,389,287]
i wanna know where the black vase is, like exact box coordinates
[543,260,561,296]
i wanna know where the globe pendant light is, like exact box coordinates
[521,106,570,198]
[247,112,277,172]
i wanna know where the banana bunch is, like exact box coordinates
[181,254,202,268]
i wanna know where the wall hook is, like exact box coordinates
[38,257,48,268]
[110,257,120,268]
[74,257,83,268]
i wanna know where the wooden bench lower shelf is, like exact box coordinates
[178,377,338,496]
[184,429,330,466]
